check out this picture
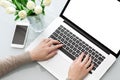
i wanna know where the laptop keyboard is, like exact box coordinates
[49,25,105,71]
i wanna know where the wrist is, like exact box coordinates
[67,77,83,80]
[29,50,36,61]
[66,78,72,80]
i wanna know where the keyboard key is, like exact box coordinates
[85,47,89,51]
[69,49,73,53]
[72,42,75,45]
[81,49,85,52]
[97,61,101,64]
[88,49,92,53]
[61,29,64,32]
[73,48,77,51]
[91,52,95,55]
[102,56,105,59]
[82,45,86,48]
[60,33,63,36]
[66,37,69,40]
[64,41,67,44]
[64,31,67,34]
[76,50,80,53]
[70,45,74,48]
[95,54,99,58]
[61,38,64,42]
[75,44,79,47]
[79,42,83,46]
[72,52,76,55]
[56,30,60,34]
[67,43,70,46]
[78,46,82,50]
[75,54,79,57]
[94,58,98,62]
[76,40,79,43]
[67,33,70,37]
[70,36,73,39]
[66,47,70,50]
[69,40,72,43]
[73,38,76,41]
[98,57,104,61]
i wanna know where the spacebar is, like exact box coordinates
[60,48,76,60]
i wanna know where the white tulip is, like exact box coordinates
[26,1,35,10]
[43,0,51,6]
[18,10,27,19]
[6,7,16,14]
[0,0,11,8]
[6,0,12,1]
[34,6,42,14]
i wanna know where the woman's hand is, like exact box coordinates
[29,38,63,61]
[68,52,94,80]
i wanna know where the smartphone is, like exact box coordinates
[11,22,29,48]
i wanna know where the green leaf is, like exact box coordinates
[31,0,35,2]
[21,5,26,10]
[14,0,22,10]
[41,5,45,15]
[14,11,18,15]
[20,18,24,20]
[41,0,44,4]
[41,0,46,15]
[12,0,28,10]
[12,0,15,4]
[27,10,35,16]
[15,15,20,21]
[18,0,28,7]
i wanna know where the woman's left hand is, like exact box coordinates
[29,38,63,61]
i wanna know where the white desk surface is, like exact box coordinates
[0,0,120,80]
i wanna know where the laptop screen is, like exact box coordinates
[63,0,120,54]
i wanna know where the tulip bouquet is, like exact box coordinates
[0,0,51,20]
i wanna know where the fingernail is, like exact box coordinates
[81,52,84,55]
[84,52,88,54]
[87,54,89,56]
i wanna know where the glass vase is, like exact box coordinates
[27,15,45,33]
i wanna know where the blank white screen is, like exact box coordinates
[63,0,120,53]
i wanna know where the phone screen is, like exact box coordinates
[12,25,28,45]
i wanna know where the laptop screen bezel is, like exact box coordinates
[60,0,120,58]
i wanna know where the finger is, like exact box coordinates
[49,44,63,52]
[43,38,51,43]
[87,63,94,72]
[85,57,92,68]
[38,38,51,46]
[46,50,58,60]
[47,39,60,46]
[77,52,85,63]
[82,54,89,65]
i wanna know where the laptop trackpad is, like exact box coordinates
[38,51,71,80]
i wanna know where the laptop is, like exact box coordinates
[26,0,120,80]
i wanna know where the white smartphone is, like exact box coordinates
[11,22,29,48]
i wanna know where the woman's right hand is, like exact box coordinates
[68,52,94,80]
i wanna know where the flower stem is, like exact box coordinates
[41,0,45,15]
